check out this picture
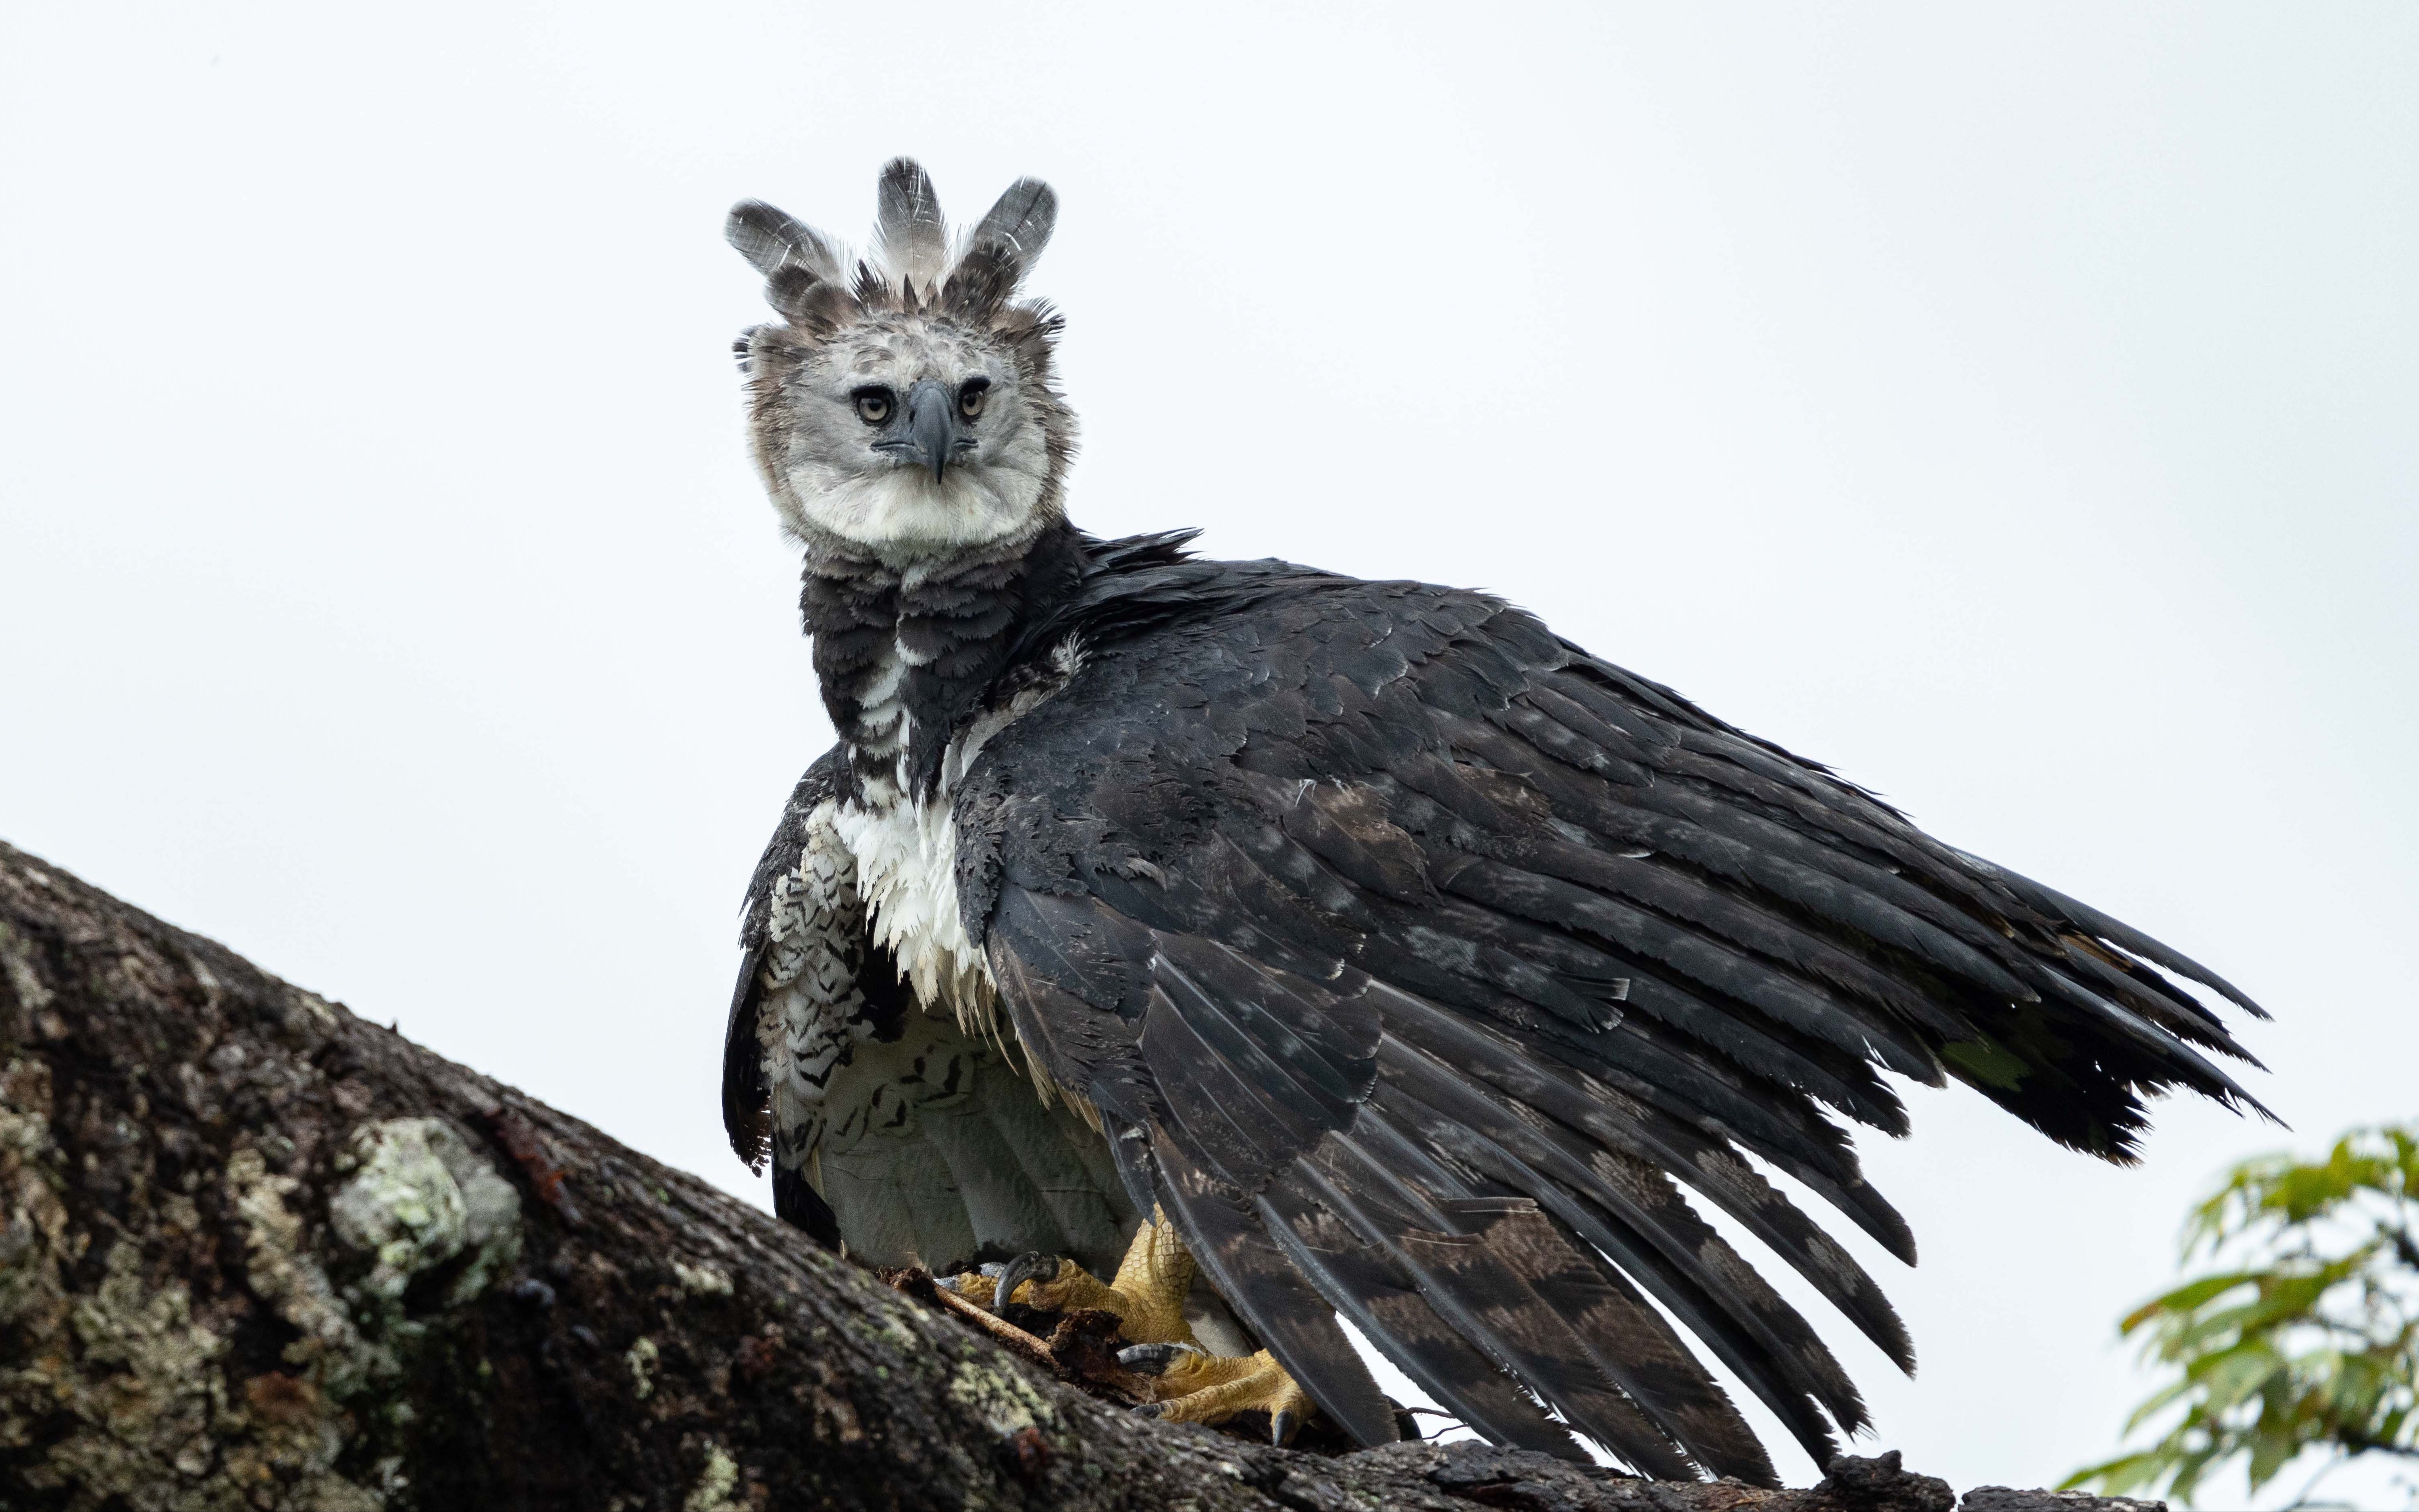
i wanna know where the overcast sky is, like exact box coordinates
[5,3,2415,1504]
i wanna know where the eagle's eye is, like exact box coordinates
[958,378,990,420]
[852,387,894,425]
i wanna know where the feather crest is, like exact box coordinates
[729,159,1063,325]
[872,156,951,293]
[963,177,1057,265]
[725,199,843,284]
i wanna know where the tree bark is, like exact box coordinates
[0,839,2160,1512]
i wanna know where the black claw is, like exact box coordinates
[989,1250,1059,1318]
[1271,1408,1298,1445]
[1130,1403,1165,1419]
[1116,1342,1202,1377]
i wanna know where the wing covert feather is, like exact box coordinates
[954,545,2267,1475]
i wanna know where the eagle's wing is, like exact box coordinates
[957,555,2265,1478]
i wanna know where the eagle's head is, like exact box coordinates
[728,159,1076,564]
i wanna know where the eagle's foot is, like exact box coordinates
[950,1211,1199,1343]
[938,1214,1313,1443]
[1125,1345,1311,1445]
[941,1254,1131,1321]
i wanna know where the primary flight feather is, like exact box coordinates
[718,158,2268,1480]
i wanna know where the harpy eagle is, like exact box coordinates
[719,159,2267,1479]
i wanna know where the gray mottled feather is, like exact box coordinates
[965,177,1058,267]
[725,198,842,284]
[872,156,950,293]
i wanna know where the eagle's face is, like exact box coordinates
[728,161,1075,565]
[741,312,1065,559]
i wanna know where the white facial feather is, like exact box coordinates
[791,453,1051,556]
[747,317,1060,562]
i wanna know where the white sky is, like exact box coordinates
[4,3,2414,1504]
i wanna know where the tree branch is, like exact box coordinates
[0,839,2158,1512]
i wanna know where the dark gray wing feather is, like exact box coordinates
[951,545,2266,1479]
[1256,1174,1600,1460]
[1150,1136,1398,1446]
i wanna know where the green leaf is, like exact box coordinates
[2070,1121,2419,1506]
[2196,1343,2284,1413]
[2128,1272,2259,1327]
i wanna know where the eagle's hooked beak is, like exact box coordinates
[906,378,956,483]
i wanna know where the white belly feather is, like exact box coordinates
[831,793,989,1017]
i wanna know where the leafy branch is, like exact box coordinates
[2066,1125,2419,1506]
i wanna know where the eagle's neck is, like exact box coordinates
[801,522,1086,804]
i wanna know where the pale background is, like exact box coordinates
[4,4,2414,1505]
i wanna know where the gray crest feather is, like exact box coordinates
[965,177,1058,266]
[872,157,950,292]
[725,199,842,284]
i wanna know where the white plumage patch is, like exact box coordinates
[834,633,1086,1040]
[831,788,992,1021]
[791,456,1052,557]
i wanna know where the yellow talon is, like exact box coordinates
[961,1210,1199,1340]
[940,1211,1317,1443]
[1142,1347,1312,1440]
